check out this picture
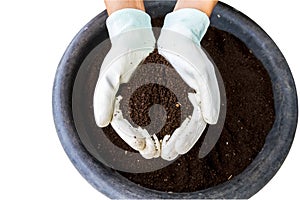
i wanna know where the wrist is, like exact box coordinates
[162,8,210,44]
[106,8,152,38]
[105,0,145,16]
[174,0,218,17]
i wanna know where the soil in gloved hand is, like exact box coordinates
[102,19,275,192]
[118,49,194,140]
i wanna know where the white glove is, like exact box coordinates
[93,9,160,159]
[158,8,220,160]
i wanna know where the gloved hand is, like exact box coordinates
[93,9,160,159]
[157,8,220,160]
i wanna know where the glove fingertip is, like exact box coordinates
[95,114,112,128]
[202,108,219,125]
[162,134,171,145]
[175,140,188,155]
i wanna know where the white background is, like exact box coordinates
[0,0,299,199]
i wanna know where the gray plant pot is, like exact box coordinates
[52,1,298,199]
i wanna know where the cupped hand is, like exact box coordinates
[93,9,160,159]
[158,8,220,160]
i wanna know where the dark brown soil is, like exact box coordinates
[118,49,194,140]
[102,20,275,192]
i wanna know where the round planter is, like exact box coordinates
[52,1,298,199]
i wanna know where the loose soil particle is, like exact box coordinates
[102,19,275,192]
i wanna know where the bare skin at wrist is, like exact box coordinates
[104,0,145,15]
[104,0,218,17]
[174,0,218,17]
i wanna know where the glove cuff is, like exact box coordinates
[162,8,210,44]
[106,8,152,38]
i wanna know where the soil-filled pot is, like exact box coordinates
[52,1,297,199]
